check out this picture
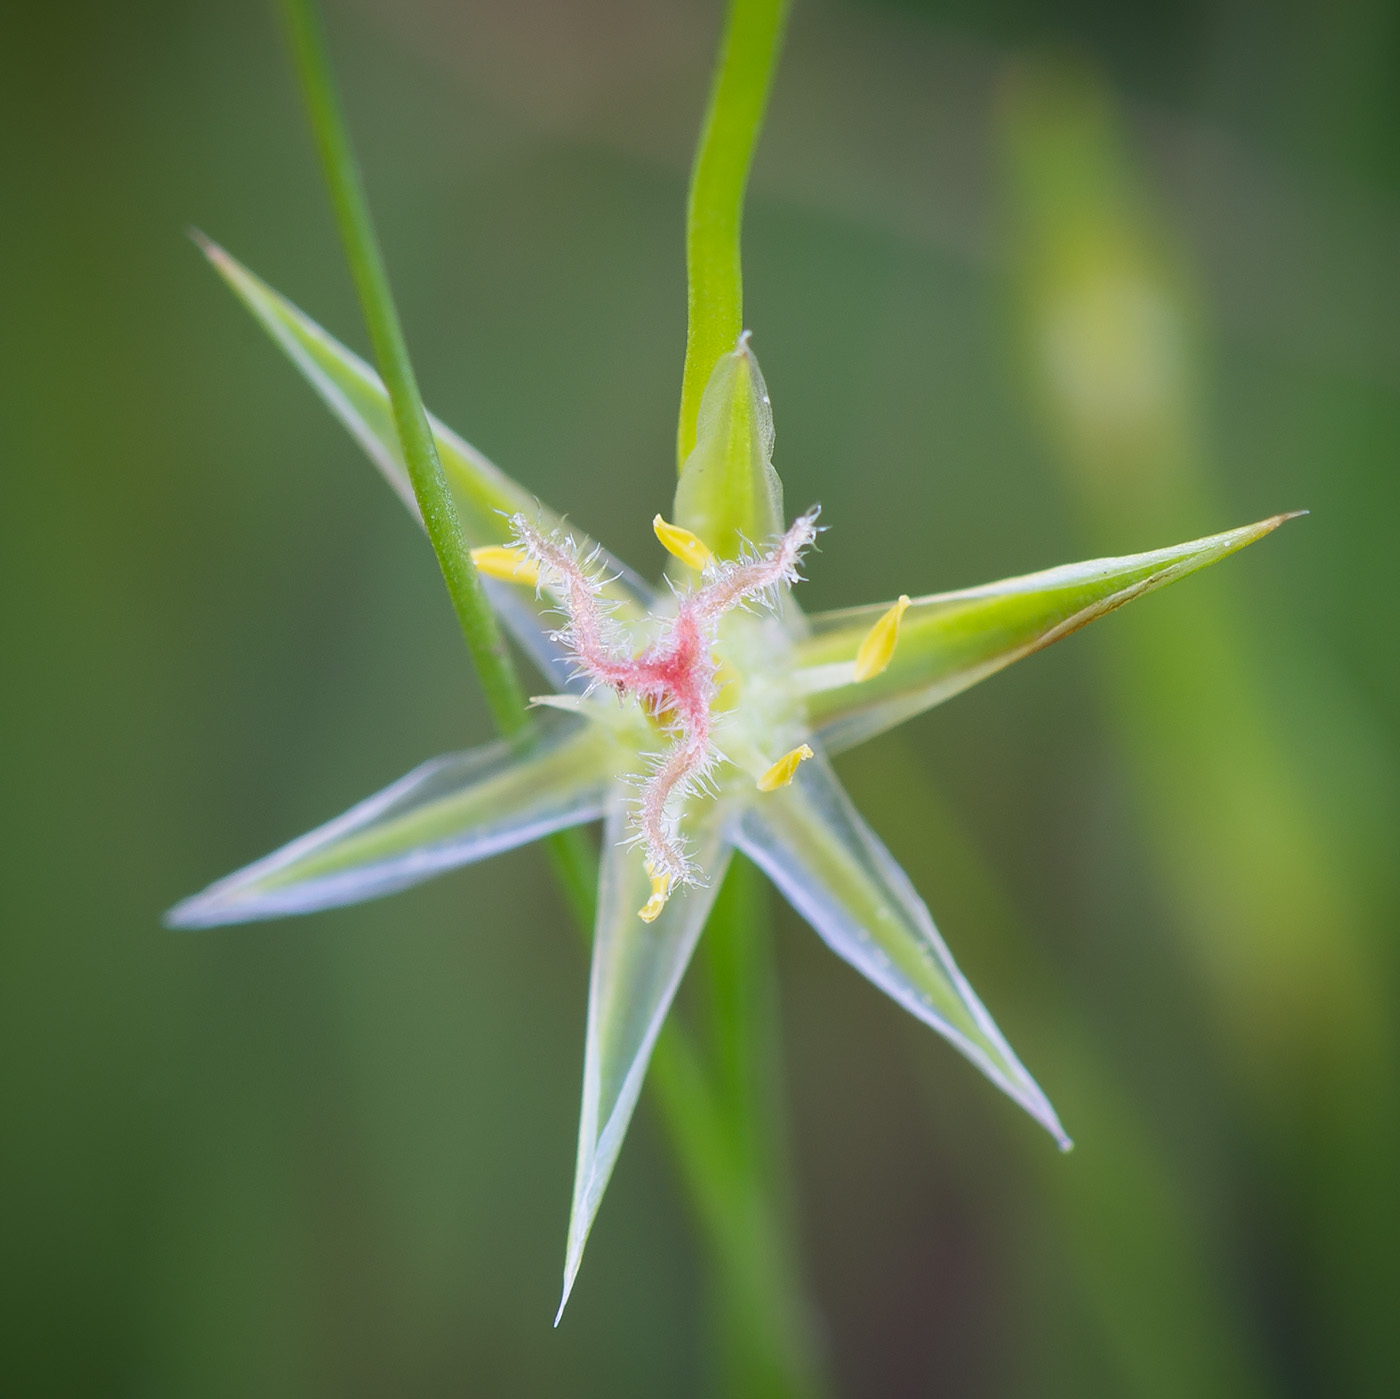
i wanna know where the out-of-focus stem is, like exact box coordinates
[690,857,828,1398]
[842,739,1273,1399]
[999,60,1399,1391]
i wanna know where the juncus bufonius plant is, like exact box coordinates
[171,0,1298,1329]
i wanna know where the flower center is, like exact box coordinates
[510,507,820,917]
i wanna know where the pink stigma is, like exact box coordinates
[512,508,820,888]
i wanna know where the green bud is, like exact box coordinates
[673,332,785,560]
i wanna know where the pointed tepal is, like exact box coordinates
[673,334,785,560]
[736,752,1071,1148]
[167,717,619,928]
[192,235,655,689]
[556,798,734,1323]
[796,514,1305,752]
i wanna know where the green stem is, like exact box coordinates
[694,858,828,1397]
[678,0,789,468]
[279,0,528,738]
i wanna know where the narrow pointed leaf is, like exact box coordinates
[557,793,733,1322]
[167,718,619,928]
[795,515,1299,752]
[196,235,653,685]
[673,335,784,560]
[734,752,1070,1147]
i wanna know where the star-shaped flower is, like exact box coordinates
[170,240,1293,1316]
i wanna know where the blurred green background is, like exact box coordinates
[3,0,1398,1394]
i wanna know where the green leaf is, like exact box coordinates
[795,514,1300,753]
[557,794,733,1322]
[166,717,619,928]
[736,752,1069,1146]
[673,334,785,560]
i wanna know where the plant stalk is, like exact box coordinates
[678,0,789,467]
[687,858,828,1397]
[279,0,528,740]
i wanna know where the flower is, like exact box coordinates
[169,239,1294,1316]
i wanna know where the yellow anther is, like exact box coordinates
[757,743,815,792]
[638,864,672,924]
[853,595,910,682]
[653,515,713,571]
[470,545,540,586]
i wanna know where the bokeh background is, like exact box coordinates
[3,0,1398,1394]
